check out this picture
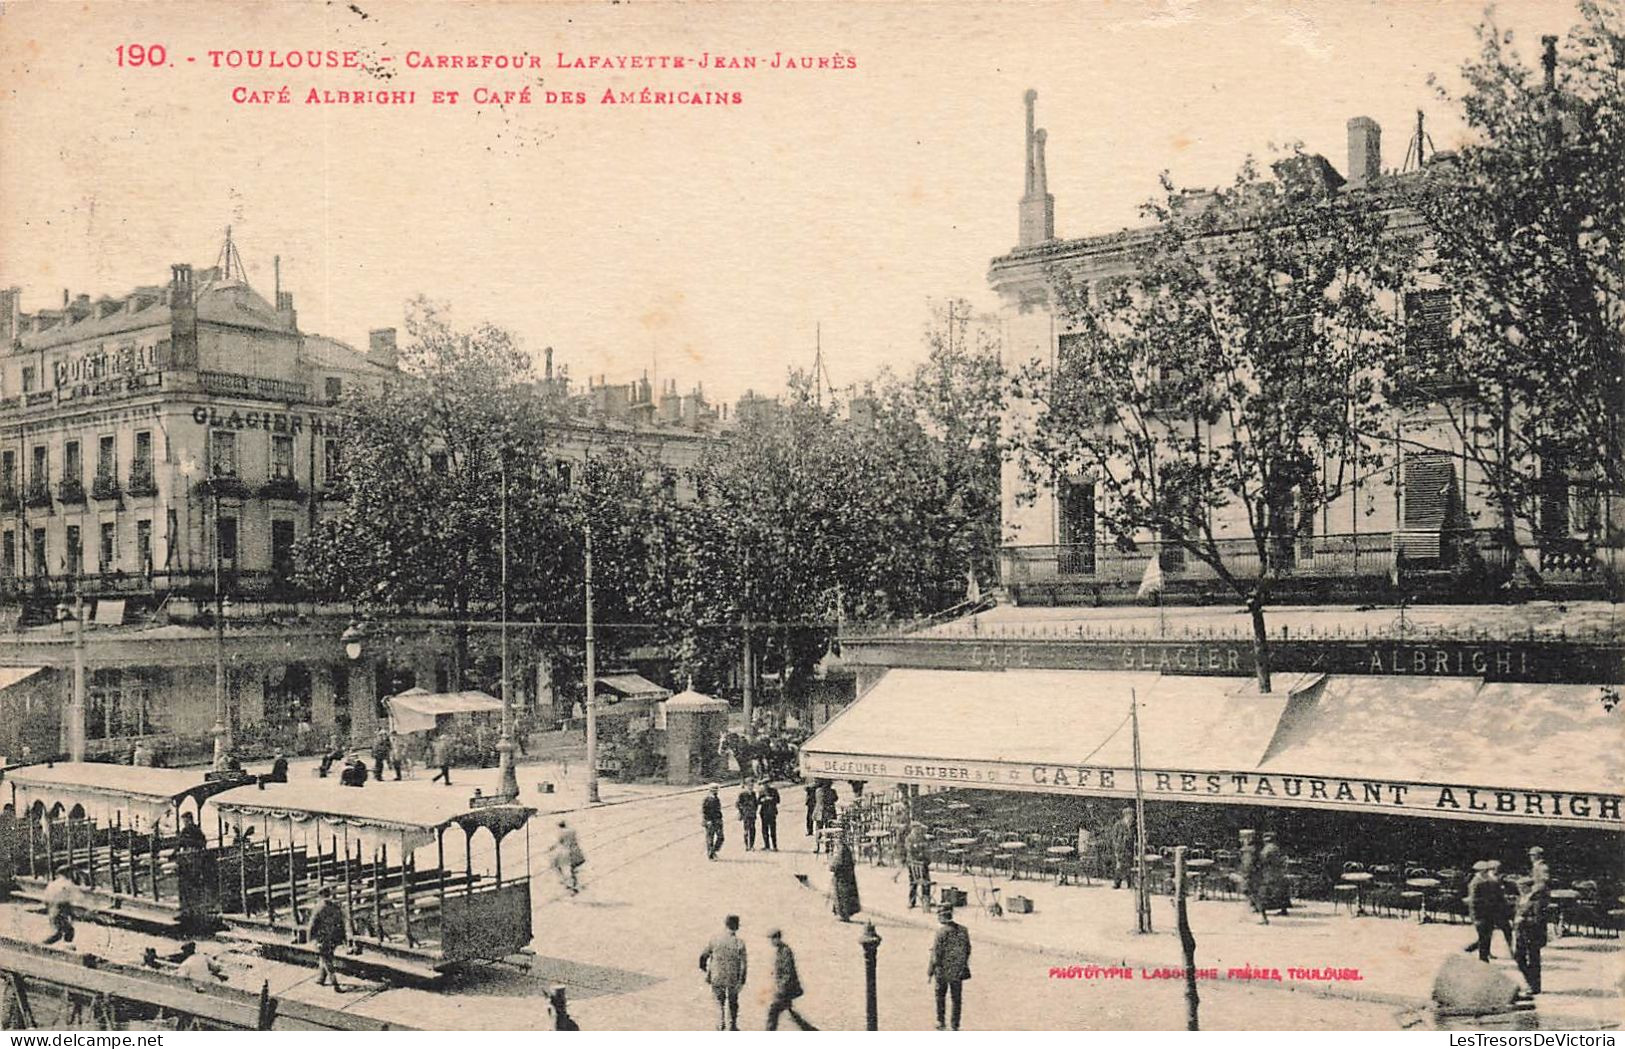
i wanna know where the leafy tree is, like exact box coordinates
[1404,1,1624,566]
[297,298,573,682]
[1009,160,1415,692]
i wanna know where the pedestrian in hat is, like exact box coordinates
[736,782,759,852]
[765,929,813,1030]
[1259,832,1290,916]
[1527,846,1551,892]
[702,786,726,860]
[1512,874,1548,995]
[1464,860,1509,961]
[803,782,819,839]
[550,819,586,895]
[698,915,747,1031]
[928,906,972,1031]
[757,781,781,852]
[307,886,349,992]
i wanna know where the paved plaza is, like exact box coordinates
[6,767,1618,1029]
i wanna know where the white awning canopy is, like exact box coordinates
[385,688,503,734]
[800,669,1623,830]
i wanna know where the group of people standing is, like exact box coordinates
[695,906,974,1031]
[1465,845,1552,996]
[733,780,781,851]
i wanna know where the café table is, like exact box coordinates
[1548,888,1581,936]
[1184,856,1215,899]
[863,829,893,867]
[949,837,978,871]
[1341,871,1375,916]
[1404,877,1441,923]
[999,840,1028,880]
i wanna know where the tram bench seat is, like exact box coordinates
[220,925,446,984]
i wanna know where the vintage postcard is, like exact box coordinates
[0,0,1619,1035]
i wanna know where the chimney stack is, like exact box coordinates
[0,287,19,348]
[169,265,198,367]
[367,328,399,370]
[1346,116,1382,186]
[1018,90,1056,247]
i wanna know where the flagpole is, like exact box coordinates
[1131,689,1152,934]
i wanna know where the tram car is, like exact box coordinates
[204,779,535,972]
[1,762,250,930]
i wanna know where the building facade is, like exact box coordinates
[988,94,1620,606]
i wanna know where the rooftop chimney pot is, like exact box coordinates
[1346,116,1382,186]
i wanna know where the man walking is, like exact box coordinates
[757,782,780,851]
[702,785,726,860]
[699,914,747,1030]
[550,819,586,895]
[371,728,391,782]
[765,928,813,1030]
[430,733,453,785]
[928,906,972,1031]
[736,783,759,852]
[307,886,348,992]
[41,869,86,946]
[803,782,818,839]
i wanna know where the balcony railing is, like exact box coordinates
[57,478,86,504]
[24,480,52,509]
[127,466,158,497]
[1001,531,1620,592]
[1001,533,1401,587]
[259,476,306,501]
[0,568,326,603]
[0,486,18,513]
[199,371,310,403]
[194,475,249,499]
[91,473,122,500]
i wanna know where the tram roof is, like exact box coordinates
[209,779,535,849]
[3,762,242,826]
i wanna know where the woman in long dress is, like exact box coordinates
[829,836,862,921]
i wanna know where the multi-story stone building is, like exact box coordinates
[989,94,1620,606]
[0,235,729,763]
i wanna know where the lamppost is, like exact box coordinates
[209,483,232,771]
[56,592,87,761]
[495,454,519,801]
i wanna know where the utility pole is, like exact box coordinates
[741,547,753,737]
[584,520,599,804]
[1131,690,1152,934]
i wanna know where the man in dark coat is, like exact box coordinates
[765,929,813,1030]
[430,734,453,785]
[1512,875,1548,995]
[757,782,781,851]
[175,812,207,853]
[736,784,759,851]
[928,906,972,1031]
[371,729,391,781]
[1106,808,1135,889]
[1464,861,1509,961]
[1259,833,1290,915]
[813,783,839,853]
[307,887,348,992]
[702,786,725,860]
[804,783,819,838]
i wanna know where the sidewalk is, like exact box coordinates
[277,751,711,816]
[808,856,1623,1029]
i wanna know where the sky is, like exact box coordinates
[0,0,1573,405]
